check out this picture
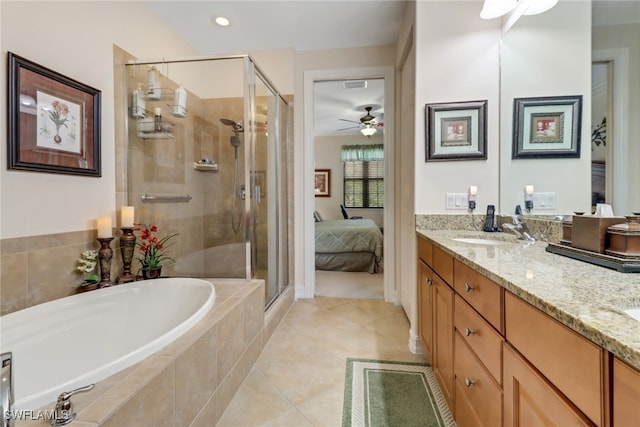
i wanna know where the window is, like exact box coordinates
[342,144,384,208]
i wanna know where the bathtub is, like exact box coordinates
[0,277,215,411]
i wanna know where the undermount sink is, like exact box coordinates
[452,237,510,246]
[624,308,640,322]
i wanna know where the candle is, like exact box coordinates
[97,216,112,238]
[121,206,135,228]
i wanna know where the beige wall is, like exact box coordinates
[414,0,501,215]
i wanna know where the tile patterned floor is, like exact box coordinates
[217,297,428,426]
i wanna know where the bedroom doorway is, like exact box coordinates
[302,66,395,302]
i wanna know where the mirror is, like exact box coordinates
[499,0,639,216]
[499,0,592,216]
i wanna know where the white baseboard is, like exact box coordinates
[408,332,424,355]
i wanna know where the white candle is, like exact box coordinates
[97,216,112,238]
[121,206,135,228]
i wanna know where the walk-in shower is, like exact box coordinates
[122,54,291,308]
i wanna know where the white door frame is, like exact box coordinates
[302,66,396,302]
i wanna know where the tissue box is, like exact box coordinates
[571,216,627,253]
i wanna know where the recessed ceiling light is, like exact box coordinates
[215,16,230,27]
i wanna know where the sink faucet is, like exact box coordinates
[502,215,536,242]
[1,352,14,427]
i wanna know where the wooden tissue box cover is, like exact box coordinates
[571,216,627,253]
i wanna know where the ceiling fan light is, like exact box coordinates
[480,0,518,19]
[361,126,377,137]
[523,0,558,15]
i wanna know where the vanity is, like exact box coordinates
[417,230,640,427]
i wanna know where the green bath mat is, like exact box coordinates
[342,358,455,427]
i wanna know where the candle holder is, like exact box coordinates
[97,237,114,288]
[118,228,137,284]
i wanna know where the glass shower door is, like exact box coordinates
[251,70,282,307]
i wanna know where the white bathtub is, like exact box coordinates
[0,278,215,411]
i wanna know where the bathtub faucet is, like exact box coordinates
[1,353,14,427]
[51,383,95,427]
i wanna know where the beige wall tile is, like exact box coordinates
[1,252,28,315]
[175,327,218,425]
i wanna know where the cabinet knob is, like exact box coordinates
[464,327,475,336]
[464,377,476,387]
[425,277,433,286]
[464,283,475,292]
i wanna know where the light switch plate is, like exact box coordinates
[526,192,556,209]
[446,193,469,210]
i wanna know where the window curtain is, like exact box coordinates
[341,144,384,162]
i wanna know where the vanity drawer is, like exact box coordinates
[418,236,433,266]
[454,332,503,427]
[433,246,453,284]
[505,292,605,425]
[455,295,503,385]
[453,260,503,333]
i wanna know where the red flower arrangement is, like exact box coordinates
[134,223,179,269]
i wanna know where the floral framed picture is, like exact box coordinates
[7,52,101,176]
[425,100,487,161]
[512,95,582,159]
[314,169,330,197]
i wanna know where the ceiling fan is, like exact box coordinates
[337,106,384,136]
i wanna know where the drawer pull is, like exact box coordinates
[464,377,476,387]
[464,283,475,292]
[425,277,433,286]
[464,327,475,336]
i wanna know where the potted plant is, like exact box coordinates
[77,250,99,291]
[134,223,179,280]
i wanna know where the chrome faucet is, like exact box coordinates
[1,352,14,427]
[502,215,536,242]
[51,384,95,427]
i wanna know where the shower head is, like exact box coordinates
[220,118,244,133]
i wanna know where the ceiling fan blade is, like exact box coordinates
[339,118,361,124]
[337,125,360,131]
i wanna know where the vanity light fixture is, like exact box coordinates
[361,125,377,137]
[215,16,230,27]
[480,0,558,19]
[524,185,534,211]
[468,185,478,211]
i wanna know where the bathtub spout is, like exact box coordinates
[51,383,95,427]
[1,352,14,427]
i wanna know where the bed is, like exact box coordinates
[315,218,383,273]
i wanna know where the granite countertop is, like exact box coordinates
[417,229,640,371]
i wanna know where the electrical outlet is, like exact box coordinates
[445,193,469,210]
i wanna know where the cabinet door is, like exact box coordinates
[613,357,640,426]
[433,274,454,410]
[418,260,434,363]
[503,343,595,427]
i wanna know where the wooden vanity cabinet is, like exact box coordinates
[503,342,596,427]
[418,260,434,363]
[505,292,606,426]
[417,238,455,411]
[613,357,640,426]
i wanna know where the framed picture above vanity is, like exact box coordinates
[512,95,582,159]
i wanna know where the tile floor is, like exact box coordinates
[216,297,428,426]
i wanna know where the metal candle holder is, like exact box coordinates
[118,228,137,284]
[97,237,114,287]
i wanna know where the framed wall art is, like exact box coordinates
[8,52,101,176]
[314,169,331,197]
[512,95,582,159]
[425,100,487,161]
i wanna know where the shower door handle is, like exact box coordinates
[255,186,261,203]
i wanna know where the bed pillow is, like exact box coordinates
[314,210,323,222]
